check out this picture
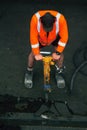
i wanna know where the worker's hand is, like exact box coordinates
[35,54,43,61]
[52,52,61,60]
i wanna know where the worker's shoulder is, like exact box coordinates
[38,10,65,17]
[31,10,65,19]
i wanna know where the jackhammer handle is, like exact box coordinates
[40,51,51,55]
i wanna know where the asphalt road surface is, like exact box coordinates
[0,0,87,128]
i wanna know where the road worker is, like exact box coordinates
[24,10,68,88]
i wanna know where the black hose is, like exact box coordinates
[70,61,87,91]
[73,43,87,76]
[70,42,87,92]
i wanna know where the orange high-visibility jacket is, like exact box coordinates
[30,10,68,55]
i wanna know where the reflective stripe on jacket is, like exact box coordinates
[30,10,68,55]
